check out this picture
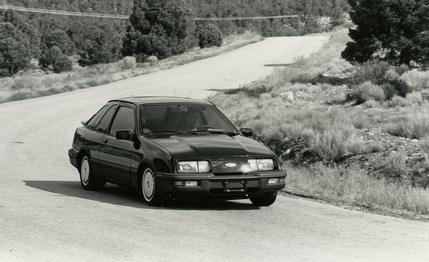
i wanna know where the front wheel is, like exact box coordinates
[249,193,277,207]
[138,168,162,206]
[79,155,105,190]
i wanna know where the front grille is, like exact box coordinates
[210,159,248,175]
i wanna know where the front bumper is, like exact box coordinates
[156,171,287,199]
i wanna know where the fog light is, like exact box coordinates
[185,181,198,187]
[268,178,285,184]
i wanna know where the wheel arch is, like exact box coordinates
[76,148,91,168]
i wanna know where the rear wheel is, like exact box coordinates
[79,155,105,190]
[138,167,162,206]
[249,193,277,207]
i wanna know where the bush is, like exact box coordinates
[352,61,390,85]
[309,130,348,161]
[349,81,385,104]
[385,113,429,139]
[39,46,63,68]
[350,61,412,100]
[197,24,223,48]
[53,55,72,73]
[39,46,72,73]
[400,69,429,91]
[120,56,137,70]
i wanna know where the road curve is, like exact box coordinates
[0,35,428,262]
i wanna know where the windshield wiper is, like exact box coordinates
[190,128,238,136]
[146,130,188,135]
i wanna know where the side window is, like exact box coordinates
[87,105,110,129]
[110,107,135,136]
[95,106,117,133]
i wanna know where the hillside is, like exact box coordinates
[209,29,429,217]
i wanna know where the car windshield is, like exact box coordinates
[140,104,238,135]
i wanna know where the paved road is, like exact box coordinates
[1,35,428,262]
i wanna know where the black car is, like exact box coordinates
[68,97,287,206]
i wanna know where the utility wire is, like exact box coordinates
[0,4,317,21]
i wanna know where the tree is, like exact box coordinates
[69,22,122,66]
[122,0,195,59]
[39,46,64,68]
[342,0,429,68]
[0,9,41,59]
[41,29,75,55]
[0,22,31,76]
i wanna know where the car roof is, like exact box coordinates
[109,96,213,106]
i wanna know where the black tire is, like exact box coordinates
[138,167,162,206]
[250,193,277,207]
[79,155,106,190]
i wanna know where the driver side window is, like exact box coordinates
[109,107,135,136]
[95,105,117,133]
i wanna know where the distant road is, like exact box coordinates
[1,35,428,262]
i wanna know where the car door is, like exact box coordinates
[90,104,118,177]
[99,104,138,185]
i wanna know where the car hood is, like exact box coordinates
[151,134,274,159]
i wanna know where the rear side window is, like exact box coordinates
[87,105,110,128]
[95,106,117,133]
[110,107,135,136]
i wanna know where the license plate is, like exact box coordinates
[224,181,245,189]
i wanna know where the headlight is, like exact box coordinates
[247,159,275,171]
[178,161,210,173]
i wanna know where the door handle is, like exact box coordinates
[102,138,108,144]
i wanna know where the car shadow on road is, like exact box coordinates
[23,180,259,211]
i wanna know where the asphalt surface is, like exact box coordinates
[1,35,428,262]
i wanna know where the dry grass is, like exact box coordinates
[286,164,429,215]
[385,111,429,139]
[401,69,429,91]
[0,31,262,103]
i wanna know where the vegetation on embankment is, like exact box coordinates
[0,31,261,103]
[209,29,429,218]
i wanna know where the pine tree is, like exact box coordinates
[342,0,429,68]
[122,0,195,60]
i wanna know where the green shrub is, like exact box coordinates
[197,24,223,48]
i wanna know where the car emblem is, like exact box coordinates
[225,162,237,168]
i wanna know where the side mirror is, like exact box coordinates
[116,130,133,141]
[240,128,253,137]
